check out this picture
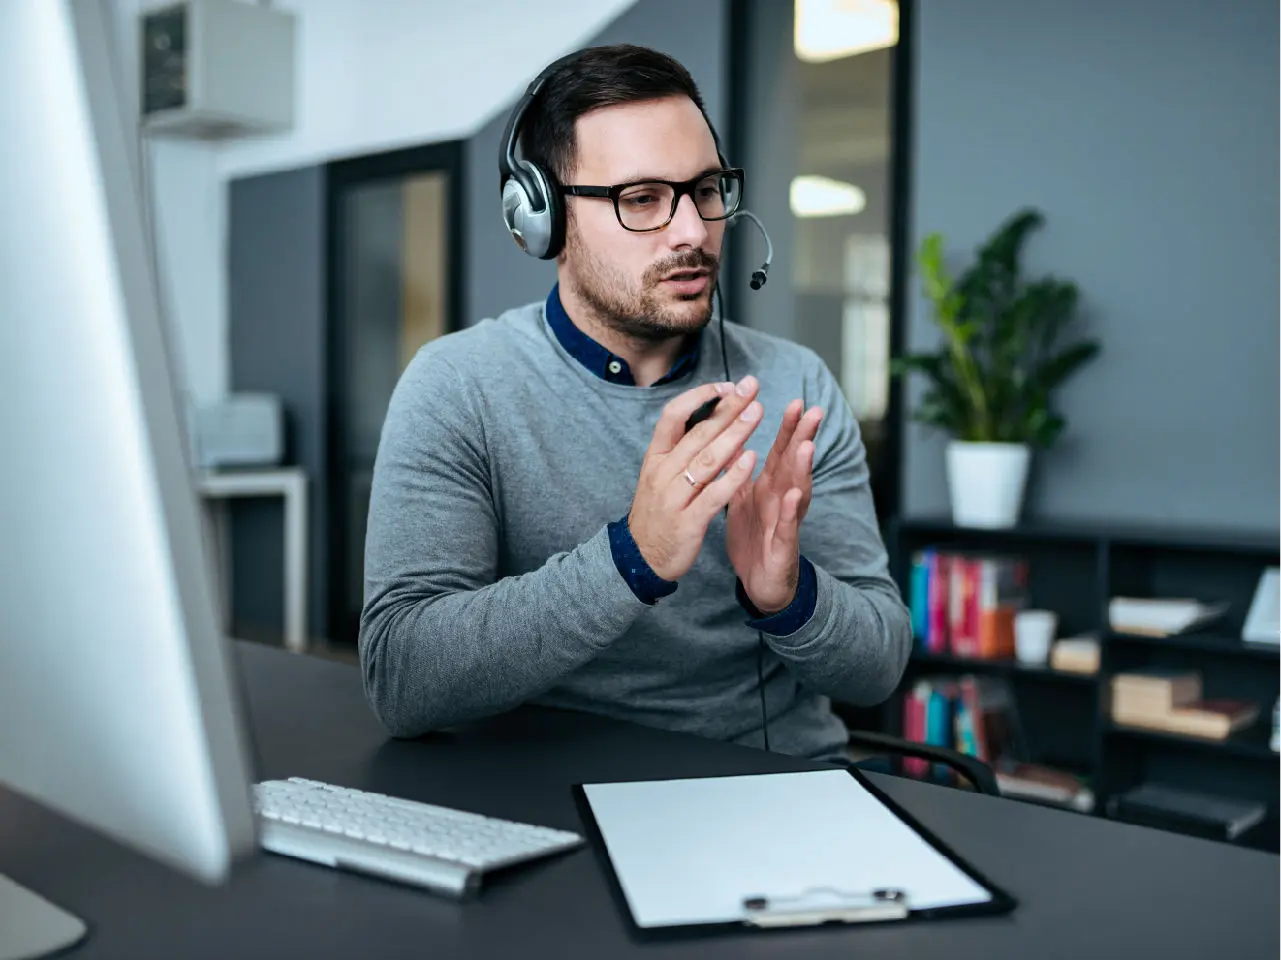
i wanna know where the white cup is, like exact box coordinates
[1015,610,1058,664]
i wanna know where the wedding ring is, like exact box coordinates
[683,469,704,489]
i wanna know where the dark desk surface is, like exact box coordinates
[2,641,1277,959]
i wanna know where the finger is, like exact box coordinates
[761,399,803,479]
[728,464,754,516]
[796,439,815,482]
[794,441,816,517]
[773,487,805,553]
[693,449,757,521]
[778,407,823,484]
[675,374,760,452]
[649,381,735,455]
[668,400,763,496]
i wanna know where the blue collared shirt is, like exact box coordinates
[544,283,700,386]
[545,284,816,635]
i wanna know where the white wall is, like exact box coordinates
[216,0,638,181]
[114,2,226,403]
[147,141,226,403]
[123,0,636,403]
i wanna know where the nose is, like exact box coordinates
[665,192,709,249]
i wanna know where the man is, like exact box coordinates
[358,44,910,763]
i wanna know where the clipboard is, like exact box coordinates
[572,766,1016,938]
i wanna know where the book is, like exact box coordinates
[1121,699,1259,741]
[957,675,1018,765]
[1108,597,1230,637]
[949,556,975,656]
[907,548,1032,660]
[995,764,1094,813]
[1110,669,1202,721]
[1109,783,1266,841]
[927,551,951,653]
[1242,567,1279,645]
[909,550,931,647]
[975,555,1028,659]
[1049,634,1099,674]
[902,681,931,778]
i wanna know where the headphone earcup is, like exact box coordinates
[501,161,563,260]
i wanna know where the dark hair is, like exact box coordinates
[520,44,717,185]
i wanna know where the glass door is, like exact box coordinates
[327,143,464,646]
[729,0,907,524]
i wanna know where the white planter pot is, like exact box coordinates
[945,441,1031,529]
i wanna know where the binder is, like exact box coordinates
[573,766,1016,937]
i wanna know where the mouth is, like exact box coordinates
[661,268,711,295]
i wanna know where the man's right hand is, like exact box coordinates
[627,376,764,582]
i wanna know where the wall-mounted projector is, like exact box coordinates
[140,0,296,140]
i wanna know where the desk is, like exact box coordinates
[196,469,307,653]
[1,642,1276,959]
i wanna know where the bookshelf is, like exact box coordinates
[909,650,1097,685]
[853,515,1280,852]
[1107,722,1278,761]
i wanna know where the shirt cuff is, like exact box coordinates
[608,517,678,605]
[736,555,818,635]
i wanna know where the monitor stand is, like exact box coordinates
[0,873,87,960]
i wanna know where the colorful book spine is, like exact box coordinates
[902,682,930,778]
[950,556,980,658]
[927,551,951,653]
[976,556,1028,659]
[909,550,931,648]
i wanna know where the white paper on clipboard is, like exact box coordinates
[581,768,993,930]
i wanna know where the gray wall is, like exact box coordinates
[228,166,329,640]
[465,0,730,325]
[905,0,1280,530]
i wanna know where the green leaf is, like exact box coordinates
[904,207,1100,449]
[1033,340,1101,393]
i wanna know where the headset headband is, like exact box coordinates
[498,51,583,211]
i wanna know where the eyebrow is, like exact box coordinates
[613,166,724,185]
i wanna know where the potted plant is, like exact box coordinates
[893,208,1100,528]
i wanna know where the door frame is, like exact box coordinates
[324,140,466,645]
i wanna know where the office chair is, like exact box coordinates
[845,730,1000,797]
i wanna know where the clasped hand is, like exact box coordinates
[628,376,822,613]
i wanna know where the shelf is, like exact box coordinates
[894,516,1102,545]
[895,515,1279,554]
[1107,630,1280,660]
[908,650,1098,685]
[1107,721,1280,760]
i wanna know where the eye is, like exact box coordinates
[620,192,660,208]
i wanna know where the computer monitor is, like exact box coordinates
[0,1,258,956]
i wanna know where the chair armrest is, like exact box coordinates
[845,730,1001,797]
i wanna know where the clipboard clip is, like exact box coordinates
[741,887,910,928]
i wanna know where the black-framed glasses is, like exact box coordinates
[562,168,744,232]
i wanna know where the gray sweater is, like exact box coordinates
[358,300,911,762]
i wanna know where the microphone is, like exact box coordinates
[731,210,773,289]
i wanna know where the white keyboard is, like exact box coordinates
[253,777,584,898]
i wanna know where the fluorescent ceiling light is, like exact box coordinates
[790,175,867,217]
[794,0,898,63]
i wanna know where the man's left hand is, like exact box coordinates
[726,398,824,615]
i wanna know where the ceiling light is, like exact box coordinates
[790,175,867,217]
[794,0,898,63]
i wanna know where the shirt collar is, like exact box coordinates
[544,283,701,387]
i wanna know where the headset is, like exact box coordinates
[497,50,770,276]
[499,51,777,750]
